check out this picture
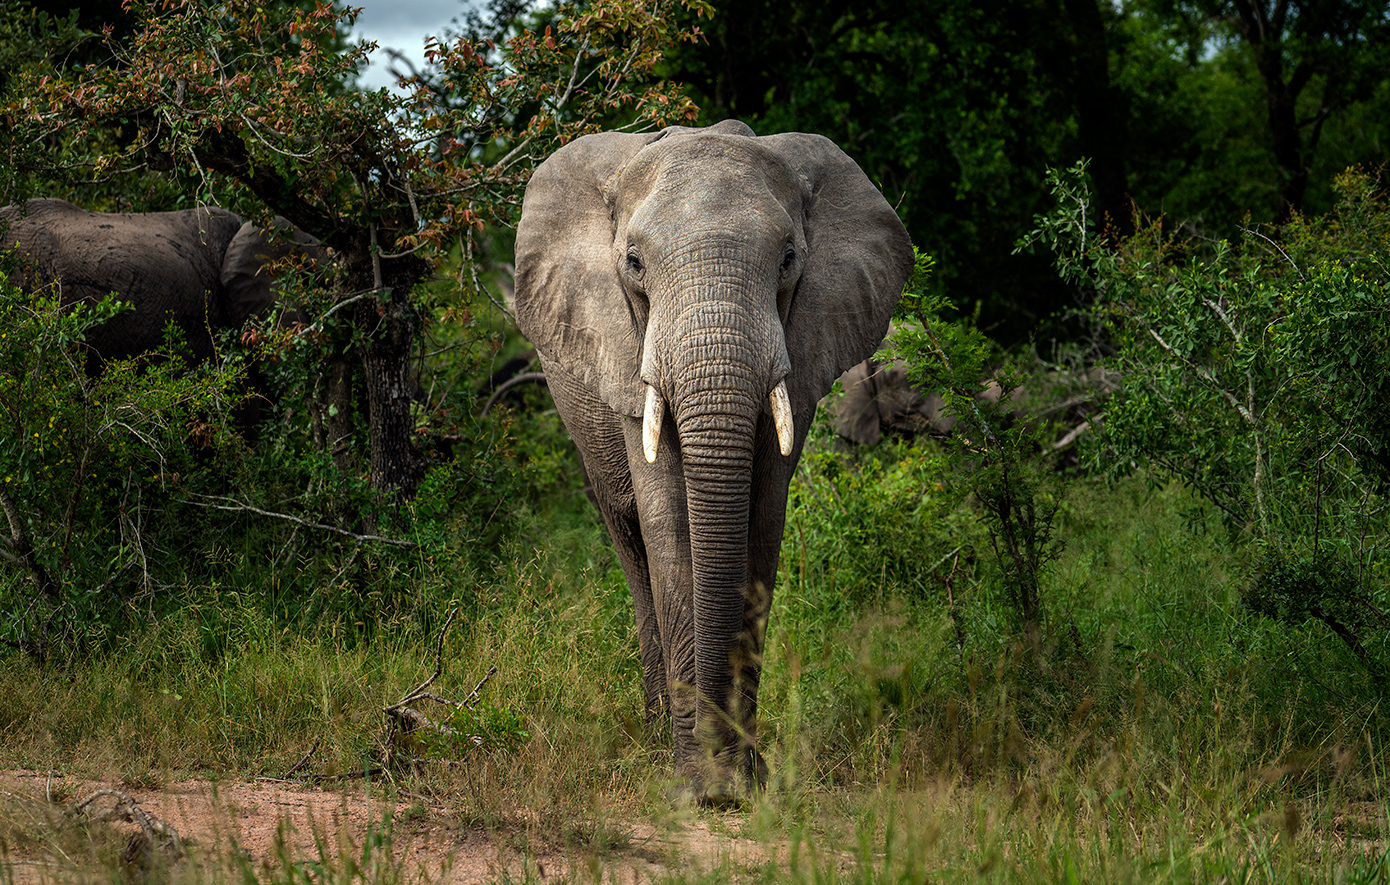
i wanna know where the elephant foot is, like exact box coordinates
[673,747,767,808]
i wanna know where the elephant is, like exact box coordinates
[514,119,913,802]
[0,198,316,369]
[831,357,953,445]
[829,356,1118,452]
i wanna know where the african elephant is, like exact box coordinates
[0,198,316,368]
[514,120,913,801]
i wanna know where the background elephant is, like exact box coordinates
[0,198,316,368]
[515,120,912,801]
[829,356,1117,453]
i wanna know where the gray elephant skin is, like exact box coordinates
[0,198,313,369]
[514,120,913,801]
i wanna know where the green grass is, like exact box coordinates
[0,431,1387,882]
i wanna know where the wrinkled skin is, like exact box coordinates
[515,121,913,802]
[0,198,314,367]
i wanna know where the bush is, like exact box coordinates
[1023,162,1390,678]
[0,250,241,658]
[887,250,1068,633]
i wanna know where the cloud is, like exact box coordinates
[350,0,469,90]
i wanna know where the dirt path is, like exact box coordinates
[0,770,786,883]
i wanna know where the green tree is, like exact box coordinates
[1153,0,1390,222]
[1024,162,1390,676]
[660,0,1390,341]
[3,0,702,500]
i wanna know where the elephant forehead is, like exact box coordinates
[621,136,802,210]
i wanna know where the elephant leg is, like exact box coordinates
[538,359,668,724]
[732,410,813,788]
[601,484,668,728]
[622,416,703,782]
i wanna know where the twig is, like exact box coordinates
[386,607,461,713]
[462,231,515,321]
[481,372,548,417]
[463,665,498,710]
[312,767,386,782]
[69,789,184,859]
[177,494,416,547]
[297,290,383,336]
[284,742,319,778]
[1051,419,1093,451]
[1,491,60,600]
[1244,224,1305,280]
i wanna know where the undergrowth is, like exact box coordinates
[1,405,1388,882]
[1,448,1386,882]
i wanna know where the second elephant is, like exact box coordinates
[0,198,317,368]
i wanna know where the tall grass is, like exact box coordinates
[0,426,1387,882]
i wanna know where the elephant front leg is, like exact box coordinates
[535,357,672,730]
[610,519,669,727]
[622,417,703,783]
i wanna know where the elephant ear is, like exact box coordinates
[515,120,757,418]
[221,218,321,329]
[763,133,913,416]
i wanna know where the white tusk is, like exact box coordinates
[770,380,794,456]
[643,384,665,463]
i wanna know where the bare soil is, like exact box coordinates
[0,770,786,884]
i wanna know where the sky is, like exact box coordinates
[349,0,472,91]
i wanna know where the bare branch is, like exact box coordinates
[386,607,460,713]
[284,742,319,778]
[481,371,547,417]
[177,494,416,547]
[1,492,59,600]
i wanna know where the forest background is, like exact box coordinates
[0,0,1389,881]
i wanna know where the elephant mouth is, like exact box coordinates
[642,379,793,463]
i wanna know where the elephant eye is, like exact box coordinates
[780,244,797,274]
[625,248,644,277]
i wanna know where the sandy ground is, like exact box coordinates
[0,770,789,884]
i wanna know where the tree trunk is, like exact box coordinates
[320,356,356,473]
[1062,0,1131,237]
[1230,0,1312,222]
[346,252,430,501]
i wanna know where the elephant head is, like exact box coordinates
[221,215,322,334]
[514,121,912,800]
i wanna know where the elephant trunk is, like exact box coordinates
[660,295,786,788]
[679,385,757,772]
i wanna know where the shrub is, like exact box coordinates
[1023,162,1390,678]
[0,250,241,658]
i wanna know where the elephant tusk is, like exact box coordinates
[643,384,665,463]
[770,380,794,456]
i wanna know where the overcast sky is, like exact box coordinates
[349,0,472,91]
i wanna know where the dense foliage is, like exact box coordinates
[1025,162,1390,677]
[0,254,238,657]
[661,0,1390,342]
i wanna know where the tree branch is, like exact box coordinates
[177,494,416,547]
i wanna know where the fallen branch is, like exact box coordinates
[381,608,498,767]
[69,789,185,863]
[284,741,319,778]
[178,494,416,547]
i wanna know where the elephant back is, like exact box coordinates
[0,198,244,363]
